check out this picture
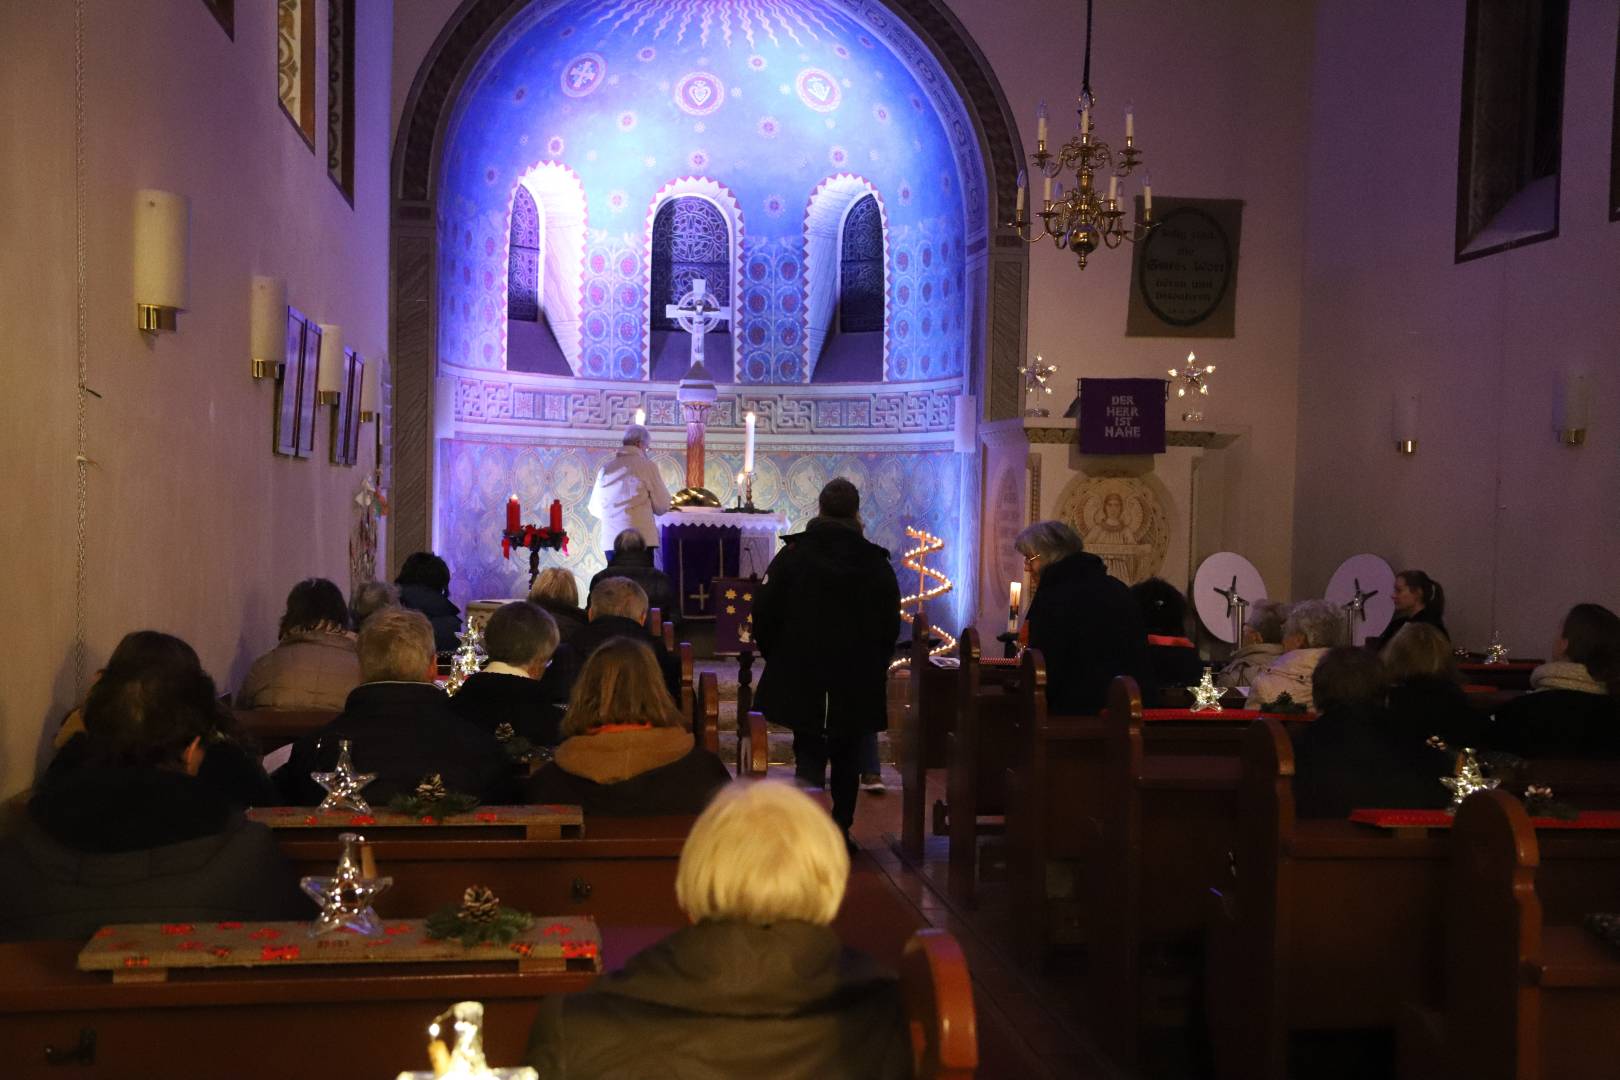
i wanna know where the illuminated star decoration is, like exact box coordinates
[1019,355,1058,417]
[1188,667,1224,712]
[1484,631,1509,665]
[312,738,377,814]
[1168,351,1216,421]
[1440,747,1500,809]
[300,831,393,936]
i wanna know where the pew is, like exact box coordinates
[0,936,597,1079]
[1460,659,1542,693]
[1206,719,1620,1080]
[946,627,1020,905]
[662,620,676,653]
[678,641,694,723]
[693,670,720,755]
[234,709,337,754]
[902,929,979,1080]
[647,606,663,638]
[738,709,770,778]
[1404,789,1620,1080]
[736,648,756,721]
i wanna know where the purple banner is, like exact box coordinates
[1078,378,1166,455]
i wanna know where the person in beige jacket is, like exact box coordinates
[587,425,672,558]
[1245,599,1347,711]
[237,579,361,712]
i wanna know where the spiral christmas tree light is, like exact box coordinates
[899,526,956,660]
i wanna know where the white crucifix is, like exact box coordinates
[665,277,731,374]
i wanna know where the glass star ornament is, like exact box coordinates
[1484,631,1509,665]
[1188,667,1223,712]
[312,738,377,813]
[300,831,393,936]
[1440,747,1500,809]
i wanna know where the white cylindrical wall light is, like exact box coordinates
[316,323,344,405]
[133,189,189,332]
[1558,371,1589,446]
[1393,390,1420,455]
[249,276,287,379]
[360,352,382,421]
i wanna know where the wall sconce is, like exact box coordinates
[249,276,286,378]
[1558,371,1589,446]
[1393,390,1420,455]
[316,324,344,406]
[359,353,381,422]
[133,189,189,333]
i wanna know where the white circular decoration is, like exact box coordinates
[1192,552,1267,644]
[1325,553,1397,646]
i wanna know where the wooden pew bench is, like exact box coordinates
[235,708,337,755]
[1207,719,1620,1080]
[945,627,1022,905]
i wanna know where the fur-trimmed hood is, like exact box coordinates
[552,726,695,784]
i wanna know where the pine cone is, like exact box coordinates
[415,774,448,801]
[493,722,516,743]
[461,885,501,923]
[1526,784,1554,801]
[1425,735,1449,751]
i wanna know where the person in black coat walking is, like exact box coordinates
[752,479,901,835]
[588,529,680,625]
[277,608,518,805]
[1017,520,1149,715]
[449,601,571,747]
[395,551,463,654]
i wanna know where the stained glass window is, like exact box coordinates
[839,195,883,333]
[651,197,730,332]
[508,186,541,322]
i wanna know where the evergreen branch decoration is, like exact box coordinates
[425,885,535,947]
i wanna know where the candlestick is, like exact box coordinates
[743,410,756,474]
[549,499,563,533]
[743,470,755,512]
[506,494,520,532]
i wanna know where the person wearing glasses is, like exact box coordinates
[1014,519,1149,715]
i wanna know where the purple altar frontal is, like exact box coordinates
[656,509,787,621]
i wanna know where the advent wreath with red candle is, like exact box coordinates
[502,498,569,587]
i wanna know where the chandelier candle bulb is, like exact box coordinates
[1108,175,1118,205]
[1143,174,1153,214]
[1016,171,1026,216]
[506,494,521,532]
[1036,101,1048,145]
[1125,103,1134,141]
[743,410,756,473]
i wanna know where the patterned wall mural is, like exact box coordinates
[436,0,978,385]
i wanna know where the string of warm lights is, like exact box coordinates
[897,526,956,662]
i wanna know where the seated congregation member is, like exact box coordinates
[569,575,680,700]
[1294,647,1454,818]
[1131,576,1205,704]
[524,637,729,816]
[1,659,304,940]
[237,577,360,711]
[1017,519,1148,714]
[350,579,398,628]
[588,528,678,626]
[1488,603,1620,757]
[528,566,588,642]
[449,601,569,746]
[395,550,462,654]
[52,631,277,808]
[1370,569,1448,651]
[278,608,517,804]
[526,780,908,1079]
[1382,621,1482,747]
[1247,599,1347,711]
[1215,599,1287,689]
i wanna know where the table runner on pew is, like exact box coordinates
[1459,661,1540,673]
[1142,708,1316,723]
[248,805,584,837]
[1350,808,1620,830]
[77,916,601,980]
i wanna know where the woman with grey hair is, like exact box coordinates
[349,580,398,627]
[1016,519,1148,714]
[1215,599,1288,689]
[1246,598,1349,710]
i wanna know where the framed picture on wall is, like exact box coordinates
[332,349,363,466]
[294,321,322,459]
[273,308,305,457]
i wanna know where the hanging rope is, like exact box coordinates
[1081,0,1094,102]
[73,0,90,694]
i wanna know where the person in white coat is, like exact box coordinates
[587,425,673,558]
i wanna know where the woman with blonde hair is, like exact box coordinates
[523,637,729,814]
[527,566,587,641]
[525,780,908,1077]
[1382,621,1479,746]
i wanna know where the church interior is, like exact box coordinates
[4,0,1620,1076]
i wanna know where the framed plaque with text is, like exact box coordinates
[1126,196,1243,338]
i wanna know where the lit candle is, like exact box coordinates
[743,410,756,474]
[1036,101,1048,145]
[549,499,563,532]
[633,406,646,426]
[736,470,745,489]
[1008,580,1022,634]
[1124,102,1135,141]
[506,494,521,532]
[1015,170,1026,216]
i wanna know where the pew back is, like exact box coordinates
[235,709,337,754]
[901,929,979,1080]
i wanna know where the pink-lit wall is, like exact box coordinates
[1294,0,1620,652]
[0,1,394,798]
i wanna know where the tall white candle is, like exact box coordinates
[1107,175,1118,205]
[743,410,756,473]
[1142,173,1153,214]
[1016,170,1026,216]
[1008,581,1022,634]
[1125,103,1135,140]
[1042,173,1052,204]
[1036,101,1048,145]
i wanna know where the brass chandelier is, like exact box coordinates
[1007,0,1155,269]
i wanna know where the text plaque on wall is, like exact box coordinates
[1078,378,1166,455]
[1125,197,1243,338]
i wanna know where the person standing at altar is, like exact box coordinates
[753,479,901,842]
[588,425,672,559]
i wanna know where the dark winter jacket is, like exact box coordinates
[525,919,910,1079]
[277,681,519,805]
[1484,662,1620,757]
[752,519,902,736]
[1144,638,1207,706]
[1371,605,1449,653]
[48,731,279,811]
[1386,675,1487,749]
[524,726,730,816]
[1026,551,1150,715]
[569,616,681,700]
[449,661,574,747]
[535,597,589,644]
[590,550,679,625]
[398,583,463,654]
[1294,701,1455,818]
[0,764,304,941]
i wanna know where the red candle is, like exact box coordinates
[549,499,563,532]
[506,494,521,532]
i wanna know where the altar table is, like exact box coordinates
[656,508,788,620]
